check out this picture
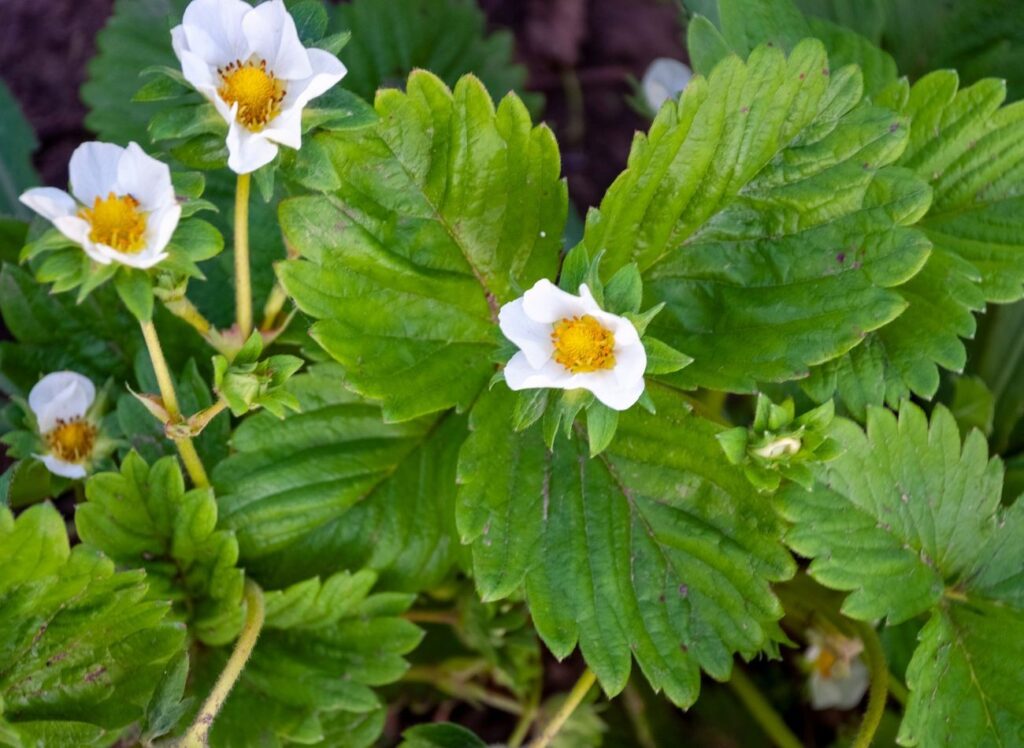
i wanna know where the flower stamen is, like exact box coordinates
[45,418,97,463]
[551,315,616,373]
[79,192,148,253]
[217,58,286,131]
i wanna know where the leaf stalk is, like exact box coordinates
[851,620,888,748]
[177,579,265,747]
[532,668,597,748]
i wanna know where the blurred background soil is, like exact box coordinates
[0,0,687,213]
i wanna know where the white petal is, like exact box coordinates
[115,142,176,210]
[243,0,311,79]
[498,298,554,369]
[80,239,114,265]
[809,659,869,710]
[260,105,303,149]
[283,48,346,110]
[642,58,692,112]
[38,454,87,480]
[19,187,77,223]
[577,283,604,315]
[609,314,642,347]
[504,352,573,391]
[172,29,217,91]
[226,118,279,174]
[180,0,251,67]
[29,372,95,433]
[613,341,647,385]
[521,279,587,323]
[92,242,168,270]
[146,204,183,256]
[69,142,124,205]
[579,370,645,411]
[52,216,92,246]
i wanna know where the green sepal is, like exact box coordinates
[586,401,619,456]
[643,337,693,375]
[603,263,643,314]
[114,267,154,321]
[512,388,548,432]
[212,332,303,417]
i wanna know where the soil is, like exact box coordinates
[0,0,688,213]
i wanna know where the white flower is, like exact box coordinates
[28,371,98,480]
[19,142,181,270]
[804,629,870,710]
[641,58,692,112]
[172,0,347,174]
[498,279,647,411]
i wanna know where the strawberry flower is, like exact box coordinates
[28,372,101,479]
[171,0,347,174]
[499,279,648,411]
[19,142,180,269]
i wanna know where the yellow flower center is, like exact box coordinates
[551,315,616,373]
[813,648,838,678]
[218,58,286,131]
[79,192,148,253]
[45,418,97,464]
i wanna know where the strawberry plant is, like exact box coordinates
[1,0,1023,745]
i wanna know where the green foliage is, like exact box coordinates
[686,0,898,95]
[809,72,1024,414]
[400,723,487,748]
[0,263,140,396]
[779,403,1024,744]
[457,385,794,706]
[0,81,38,220]
[0,503,185,744]
[76,452,246,645]
[279,70,566,421]
[213,363,463,591]
[585,39,931,392]
[333,0,540,114]
[193,570,421,747]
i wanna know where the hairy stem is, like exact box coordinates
[507,677,542,748]
[178,580,265,748]
[188,399,229,436]
[852,620,889,748]
[727,667,802,748]
[532,668,597,748]
[139,320,210,487]
[234,172,252,339]
[888,670,909,706]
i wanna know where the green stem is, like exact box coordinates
[533,668,597,748]
[234,172,252,339]
[260,283,289,331]
[507,678,542,748]
[139,320,210,487]
[888,671,909,707]
[177,580,264,748]
[852,620,889,748]
[727,667,802,748]
[402,665,522,715]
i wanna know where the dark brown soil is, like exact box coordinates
[0,0,687,212]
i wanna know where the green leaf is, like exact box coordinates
[899,599,1024,747]
[950,375,995,438]
[333,0,541,114]
[0,503,185,741]
[688,0,897,95]
[279,71,566,421]
[213,363,463,592]
[456,384,794,706]
[780,402,1024,744]
[400,723,487,748]
[192,570,421,748]
[82,0,188,145]
[0,80,39,219]
[810,72,1024,413]
[0,263,140,396]
[141,652,193,744]
[76,452,245,645]
[584,39,931,392]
